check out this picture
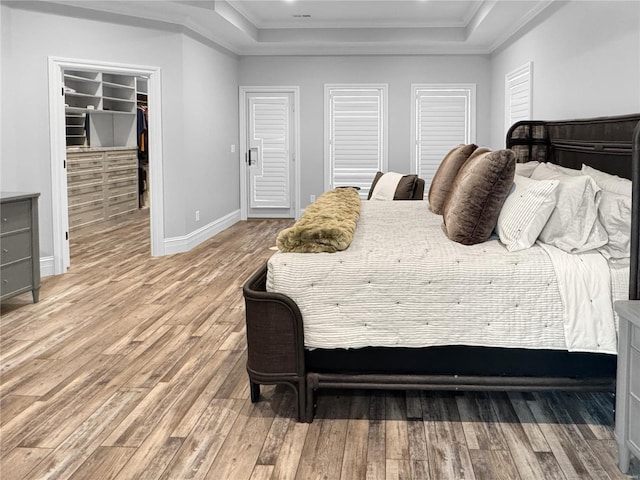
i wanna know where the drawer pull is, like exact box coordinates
[2,218,7,222]
[2,249,8,253]
[3,279,8,284]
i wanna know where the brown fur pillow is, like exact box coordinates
[443,149,516,245]
[428,144,478,214]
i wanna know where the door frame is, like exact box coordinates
[239,86,300,220]
[48,56,165,274]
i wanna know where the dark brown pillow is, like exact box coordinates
[443,149,516,245]
[368,172,418,200]
[428,144,478,214]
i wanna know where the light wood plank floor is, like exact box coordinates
[1,210,639,480]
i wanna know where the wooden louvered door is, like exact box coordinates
[412,84,475,190]
[246,92,294,218]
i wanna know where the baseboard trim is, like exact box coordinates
[40,256,56,277]
[164,209,241,255]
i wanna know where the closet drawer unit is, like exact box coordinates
[1,231,31,265]
[67,170,103,187]
[106,149,137,168]
[108,178,137,198]
[67,152,103,173]
[107,195,137,218]
[1,259,33,298]
[69,206,105,229]
[68,183,104,206]
[1,200,31,233]
[0,193,40,304]
[106,168,136,183]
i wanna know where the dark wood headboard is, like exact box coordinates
[506,113,640,300]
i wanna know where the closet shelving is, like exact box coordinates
[64,69,142,229]
[64,70,137,146]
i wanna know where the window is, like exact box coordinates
[411,84,476,189]
[324,84,388,198]
[505,62,532,133]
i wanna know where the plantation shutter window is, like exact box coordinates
[325,85,388,198]
[505,62,532,133]
[411,84,476,190]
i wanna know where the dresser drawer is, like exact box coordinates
[1,259,33,297]
[630,396,640,452]
[632,323,640,351]
[1,200,31,233]
[1,231,32,265]
[631,347,640,397]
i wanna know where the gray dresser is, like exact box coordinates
[615,300,640,473]
[0,192,40,303]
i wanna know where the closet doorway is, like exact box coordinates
[48,57,165,275]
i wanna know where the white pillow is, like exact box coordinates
[597,191,632,259]
[514,161,540,178]
[496,175,559,251]
[582,164,632,196]
[543,162,582,176]
[531,163,608,253]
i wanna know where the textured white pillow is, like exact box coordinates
[582,164,632,196]
[531,163,608,253]
[514,161,540,178]
[496,175,559,251]
[597,191,632,259]
[541,162,582,177]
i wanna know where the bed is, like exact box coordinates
[243,113,640,422]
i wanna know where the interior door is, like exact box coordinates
[246,92,294,218]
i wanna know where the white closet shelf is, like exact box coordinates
[102,81,135,90]
[66,92,100,99]
[64,74,101,83]
[65,107,135,115]
[102,96,134,103]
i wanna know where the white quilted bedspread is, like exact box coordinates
[267,201,626,353]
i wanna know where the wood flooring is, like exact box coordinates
[1,209,639,480]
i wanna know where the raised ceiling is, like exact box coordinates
[41,0,556,55]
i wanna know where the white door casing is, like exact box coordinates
[48,56,164,274]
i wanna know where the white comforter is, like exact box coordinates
[267,200,626,354]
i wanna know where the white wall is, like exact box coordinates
[0,3,240,261]
[490,0,640,148]
[238,55,492,207]
[180,35,240,235]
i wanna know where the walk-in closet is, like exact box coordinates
[63,68,150,257]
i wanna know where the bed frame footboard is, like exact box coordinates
[243,265,308,421]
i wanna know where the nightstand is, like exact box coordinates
[0,192,40,303]
[615,300,640,473]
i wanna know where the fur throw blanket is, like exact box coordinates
[276,188,361,253]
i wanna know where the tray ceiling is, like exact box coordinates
[36,0,556,55]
